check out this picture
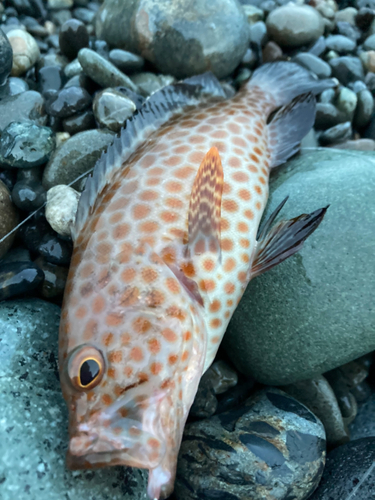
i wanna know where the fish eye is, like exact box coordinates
[67,345,105,391]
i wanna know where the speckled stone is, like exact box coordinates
[34,256,68,299]
[224,150,375,385]
[0,91,46,132]
[6,28,40,76]
[45,184,80,237]
[0,179,19,259]
[0,299,149,500]
[175,388,326,500]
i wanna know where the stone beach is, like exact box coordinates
[1,0,375,499]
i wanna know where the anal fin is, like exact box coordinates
[251,197,328,278]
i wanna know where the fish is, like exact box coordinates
[58,62,335,499]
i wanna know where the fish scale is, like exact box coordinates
[58,62,335,499]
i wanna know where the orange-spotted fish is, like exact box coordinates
[58,62,334,499]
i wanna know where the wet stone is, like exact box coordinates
[37,65,67,94]
[59,19,89,60]
[309,438,375,500]
[0,77,28,99]
[293,52,332,78]
[216,380,255,415]
[36,53,69,72]
[115,86,145,110]
[18,212,51,255]
[34,256,68,299]
[108,48,144,73]
[208,360,238,395]
[319,121,352,145]
[0,27,13,86]
[0,246,30,265]
[315,102,347,129]
[176,388,326,500]
[0,298,149,500]
[0,179,19,259]
[37,232,72,265]
[0,121,55,168]
[45,85,91,118]
[11,180,46,211]
[130,72,174,97]
[7,28,40,76]
[330,56,365,85]
[42,128,115,190]
[45,184,80,238]
[354,89,374,129]
[93,87,136,132]
[189,370,218,419]
[0,261,44,300]
[0,90,46,132]
[78,47,138,92]
[325,34,356,53]
[62,109,95,135]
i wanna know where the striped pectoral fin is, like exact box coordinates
[251,197,329,278]
[186,146,224,262]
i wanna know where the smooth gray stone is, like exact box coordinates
[109,48,144,73]
[42,128,115,190]
[224,150,375,385]
[0,298,148,500]
[293,52,332,78]
[330,56,365,85]
[319,121,352,145]
[354,89,374,129]
[350,392,375,439]
[363,33,375,50]
[0,90,46,132]
[325,35,356,53]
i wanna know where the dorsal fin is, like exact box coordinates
[186,147,224,261]
[73,74,226,240]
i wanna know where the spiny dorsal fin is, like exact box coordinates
[73,74,226,240]
[252,198,328,278]
[186,147,224,260]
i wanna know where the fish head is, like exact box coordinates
[59,241,207,497]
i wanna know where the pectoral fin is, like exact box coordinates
[251,197,328,278]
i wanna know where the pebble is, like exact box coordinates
[0,90,46,132]
[0,298,149,500]
[6,28,40,76]
[63,57,82,77]
[262,41,283,63]
[336,87,358,119]
[175,388,326,500]
[190,370,218,419]
[325,359,372,405]
[330,56,365,85]
[363,33,375,50]
[319,121,352,144]
[93,88,136,132]
[309,438,375,500]
[37,52,69,71]
[77,47,138,92]
[293,52,332,78]
[37,65,67,94]
[0,27,13,86]
[325,34,356,53]
[240,47,257,69]
[319,88,336,103]
[34,256,68,299]
[73,6,96,24]
[130,72,174,97]
[309,36,327,57]
[356,6,375,31]
[243,4,264,24]
[0,246,30,265]
[350,392,375,439]
[45,185,80,237]
[0,77,28,99]
[11,180,46,211]
[333,138,375,150]
[0,121,55,168]
[62,109,95,135]
[96,0,249,79]
[336,21,361,42]
[224,149,375,385]
[249,20,268,46]
[0,261,44,300]
[0,179,19,259]
[281,376,350,446]
[37,232,72,265]
[266,4,324,48]
[315,102,347,129]
[59,19,88,60]
[45,85,91,118]
[42,128,114,190]
[334,6,357,24]
[354,89,374,129]
[108,48,144,73]
[208,360,238,395]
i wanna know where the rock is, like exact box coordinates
[0,91,46,132]
[350,392,375,439]
[130,72,175,97]
[0,179,19,259]
[266,4,324,48]
[330,56,365,85]
[45,86,91,118]
[319,88,336,103]
[309,438,375,500]
[309,36,326,57]
[216,379,255,415]
[208,360,238,395]
[0,261,44,300]
[319,121,352,145]
[332,138,375,150]
[0,298,148,500]
[189,370,218,419]
[357,7,375,31]
[62,110,95,135]
[334,6,357,24]
[336,86,358,119]
[59,19,89,60]
[241,47,257,69]
[0,122,54,168]
[223,150,375,385]
[12,180,46,211]
[42,128,115,190]
[293,52,332,78]
[364,33,375,50]
[0,77,28,99]
[37,232,72,265]
[64,58,82,78]
[262,41,283,63]
[281,376,350,446]
[6,28,40,76]
[336,21,361,42]
[325,34,356,53]
[34,256,68,299]
[45,185,80,237]
[354,89,374,129]
[249,20,268,46]
[93,88,136,132]
[175,388,326,500]
[243,4,264,24]
[37,66,67,95]
[108,49,144,74]
[315,102,346,129]
[95,0,249,80]
[0,27,13,86]
[325,359,372,404]
[0,246,30,265]
[78,48,138,92]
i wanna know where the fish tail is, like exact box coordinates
[248,62,337,168]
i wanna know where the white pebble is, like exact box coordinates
[7,29,40,76]
[45,185,80,238]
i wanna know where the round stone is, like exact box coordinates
[45,185,80,238]
[62,110,95,135]
[59,19,89,60]
[0,27,13,86]
[34,257,68,299]
[93,88,136,132]
[293,52,332,78]
[354,89,374,129]
[37,65,67,95]
[108,48,144,73]
[330,56,365,85]
[12,180,46,212]
[6,28,40,76]
[325,35,356,53]
[319,122,352,145]
[0,261,44,301]
[0,91,46,132]
[0,179,19,259]
[45,85,92,118]
[266,4,324,48]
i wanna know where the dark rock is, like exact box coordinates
[7,28,40,76]
[12,180,46,211]
[0,245,31,265]
[59,19,89,60]
[93,87,136,132]
[95,0,249,79]
[0,90,46,132]
[176,389,326,500]
[0,27,13,86]
[34,256,68,299]
[45,85,91,118]
[309,438,375,500]
[330,56,365,85]
[0,261,44,300]
[0,77,28,99]
[190,371,218,419]
[73,6,96,24]
[0,179,19,259]
[108,48,144,73]
[130,72,174,97]
[350,392,375,439]
[356,7,375,31]
[37,65,67,94]
[293,52,332,78]
[37,232,72,265]
[319,121,352,145]
[332,138,375,150]
[62,109,95,135]
[354,89,374,129]
[315,102,347,129]
[216,380,255,415]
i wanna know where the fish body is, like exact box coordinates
[59,63,334,499]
